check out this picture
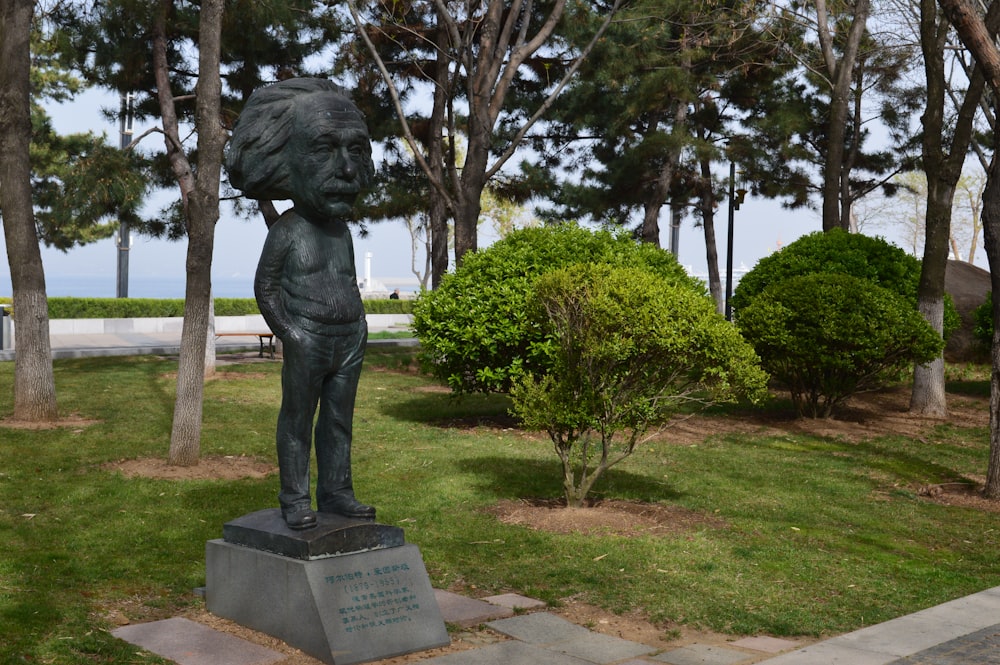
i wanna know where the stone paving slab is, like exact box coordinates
[653,643,751,665]
[434,589,514,627]
[111,617,284,665]
[548,630,658,663]
[482,593,547,611]
[420,639,595,664]
[486,612,592,645]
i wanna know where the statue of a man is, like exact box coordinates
[225,78,376,530]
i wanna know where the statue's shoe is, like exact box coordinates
[283,506,318,530]
[319,495,376,521]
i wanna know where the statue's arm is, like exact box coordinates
[254,224,295,340]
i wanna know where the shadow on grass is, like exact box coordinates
[946,379,989,398]
[736,429,981,488]
[379,391,516,429]
[454,454,684,504]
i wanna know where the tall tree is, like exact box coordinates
[161,0,226,465]
[537,0,781,310]
[741,1,917,232]
[936,0,1000,497]
[346,0,621,272]
[77,0,325,464]
[29,24,152,251]
[0,0,57,421]
[814,0,872,231]
[910,0,991,417]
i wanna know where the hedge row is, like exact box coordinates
[0,297,413,318]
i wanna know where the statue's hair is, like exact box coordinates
[225,78,372,201]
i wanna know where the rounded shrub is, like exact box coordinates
[412,223,703,394]
[732,229,959,338]
[737,273,944,418]
[512,263,768,506]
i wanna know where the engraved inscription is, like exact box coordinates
[326,563,421,634]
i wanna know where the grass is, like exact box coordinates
[1,353,999,662]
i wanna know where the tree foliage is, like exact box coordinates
[412,224,701,394]
[738,273,943,418]
[23,22,152,250]
[511,263,767,507]
[738,1,920,229]
[731,229,959,337]
[345,0,621,279]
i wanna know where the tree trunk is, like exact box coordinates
[912,79,953,417]
[454,105,489,265]
[936,0,1000,499]
[816,0,870,231]
[0,0,58,422]
[699,157,724,313]
[984,151,1000,498]
[159,0,226,465]
[428,19,451,287]
[912,0,990,416]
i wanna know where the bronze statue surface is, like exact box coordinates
[226,78,376,530]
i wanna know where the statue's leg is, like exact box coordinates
[276,335,323,528]
[316,321,375,520]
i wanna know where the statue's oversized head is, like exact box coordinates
[225,78,376,220]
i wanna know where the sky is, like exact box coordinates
[0,87,927,300]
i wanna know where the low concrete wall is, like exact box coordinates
[45,313,412,336]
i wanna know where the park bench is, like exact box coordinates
[215,332,275,359]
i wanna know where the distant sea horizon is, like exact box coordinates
[0,274,255,299]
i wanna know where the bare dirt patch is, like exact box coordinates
[159,369,271,382]
[656,385,988,447]
[488,498,726,537]
[0,413,100,430]
[103,455,276,481]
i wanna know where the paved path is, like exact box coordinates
[0,324,416,362]
[113,586,1000,665]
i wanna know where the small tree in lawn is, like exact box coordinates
[510,264,768,508]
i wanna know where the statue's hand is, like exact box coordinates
[279,327,308,353]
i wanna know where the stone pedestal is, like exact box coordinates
[206,509,449,665]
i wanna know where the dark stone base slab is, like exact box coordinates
[223,509,404,560]
[206,540,449,665]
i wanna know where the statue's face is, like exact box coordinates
[287,94,373,221]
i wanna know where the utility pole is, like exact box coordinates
[116,92,135,298]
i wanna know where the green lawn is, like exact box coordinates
[1,352,998,663]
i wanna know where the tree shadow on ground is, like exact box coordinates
[378,391,516,429]
[453,454,684,505]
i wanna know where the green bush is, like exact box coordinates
[511,264,768,506]
[732,229,959,338]
[48,297,189,318]
[361,298,414,314]
[737,273,944,418]
[412,223,703,394]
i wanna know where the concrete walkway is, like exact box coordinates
[112,586,1000,665]
[0,319,416,361]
